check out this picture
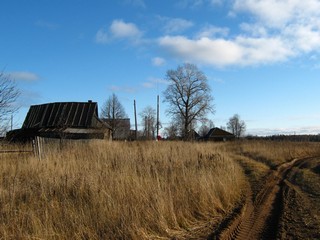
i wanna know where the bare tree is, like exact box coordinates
[199,119,215,137]
[0,72,20,134]
[163,63,214,140]
[163,121,179,140]
[227,114,246,138]
[101,93,127,140]
[139,106,156,140]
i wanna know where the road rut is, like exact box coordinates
[215,157,319,240]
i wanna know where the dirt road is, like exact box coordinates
[213,157,320,240]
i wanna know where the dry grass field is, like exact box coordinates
[0,140,245,239]
[0,140,319,239]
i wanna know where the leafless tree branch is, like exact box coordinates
[0,72,20,134]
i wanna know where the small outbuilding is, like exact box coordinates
[7,101,112,141]
[203,127,235,141]
[102,118,131,140]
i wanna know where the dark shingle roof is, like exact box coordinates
[22,102,102,129]
[205,127,235,138]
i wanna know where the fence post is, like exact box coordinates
[35,136,42,161]
[32,139,36,157]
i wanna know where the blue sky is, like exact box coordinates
[1,0,320,136]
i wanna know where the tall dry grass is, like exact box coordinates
[229,140,320,168]
[0,141,245,239]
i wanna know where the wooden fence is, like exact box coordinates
[0,137,107,161]
[0,136,44,160]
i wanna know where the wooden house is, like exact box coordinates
[7,101,112,141]
[203,127,235,141]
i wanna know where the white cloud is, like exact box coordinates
[233,0,320,28]
[235,36,293,65]
[158,35,293,67]
[159,34,283,67]
[110,19,142,39]
[233,0,294,28]
[95,1,320,67]
[95,19,143,45]
[160,17,194,34]
[156,0,320,67]
[239,23,268,37]
[197,25,229,38]
[9,71,39,81]
[158,36,242,67]
[152,57,166,66]
[285,24,320,52]
[233,0,320,54]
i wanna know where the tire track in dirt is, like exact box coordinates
[216,157,312,240]
[277,158,320,239]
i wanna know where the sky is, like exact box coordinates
[1,0,320,136]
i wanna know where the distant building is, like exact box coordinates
[203,127,235,141]
[7,101,112,141]
[102,118,131,140]
[190,129,200,141]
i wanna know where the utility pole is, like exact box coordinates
[134,100,138,140]
[144,116,147,139]
[156,95,159,140]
